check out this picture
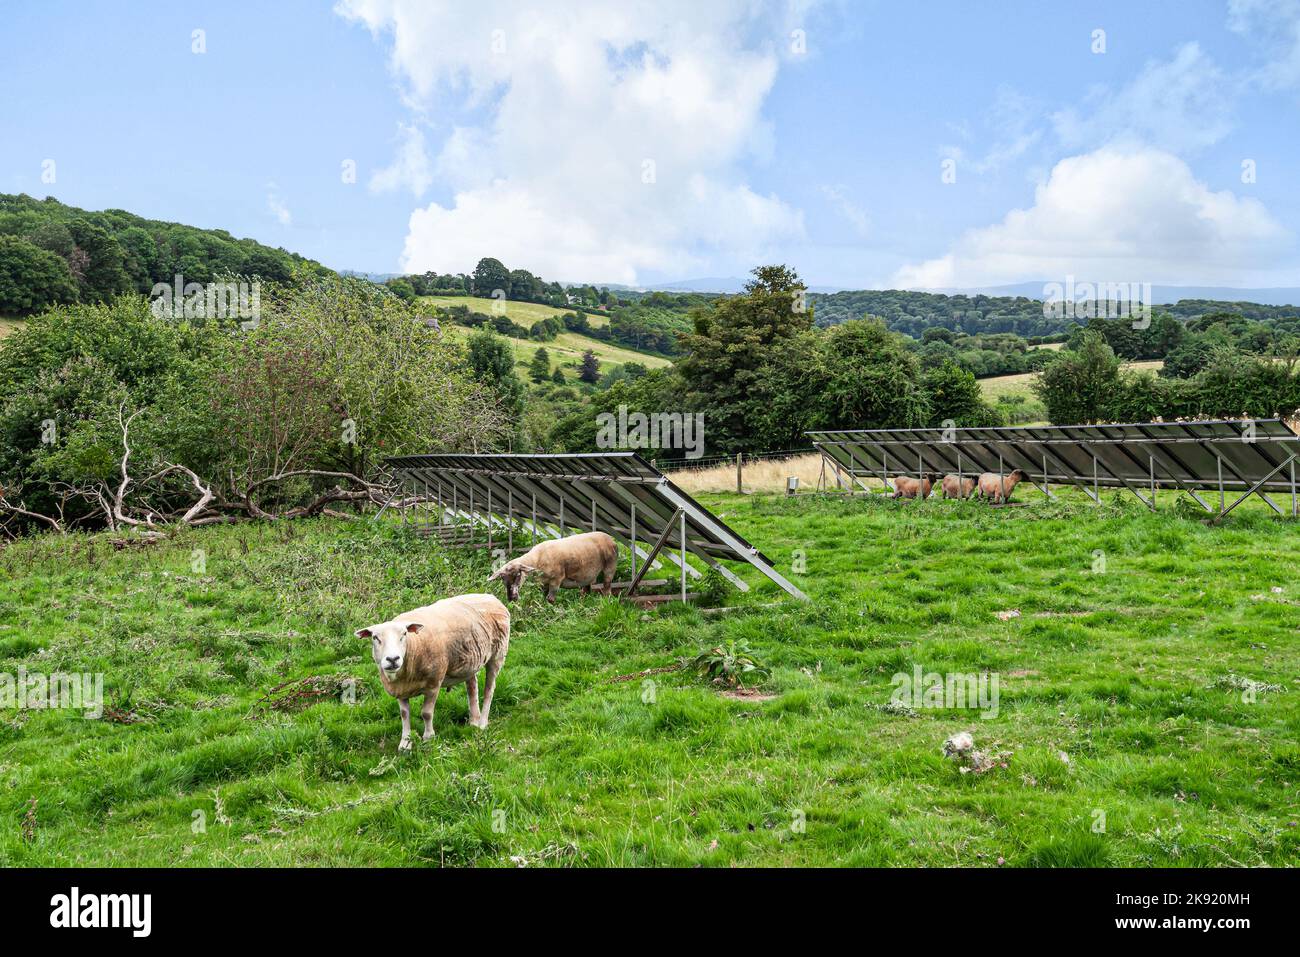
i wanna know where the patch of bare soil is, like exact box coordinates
[719,688,779,702]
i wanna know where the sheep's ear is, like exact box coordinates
[356,626,378,639]
[487,565,505,581]
[405,622,424,634]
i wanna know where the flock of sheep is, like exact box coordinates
[355,531,618,752]
[892,469,1030,504]
[358,471,1033,751]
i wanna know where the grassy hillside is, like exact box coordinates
[2,491,1297,866]
[422,294,609,329]
[438,316,671,373]
[980,360,1163,407]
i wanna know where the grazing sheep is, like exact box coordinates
[356,594,510,752]
[488,531,618,602]
[977,469,1029,504]
[941,474,978,499]
[892,472,940,500]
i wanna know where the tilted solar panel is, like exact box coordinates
[385,452,808,600]
[809,419,1300,517]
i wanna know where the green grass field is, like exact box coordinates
[420,294,609,329]
[980,360,1163,405]
[2,488,1297,866]
[439,319,672,374]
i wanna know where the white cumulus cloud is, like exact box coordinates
[892,147,1289,289]
[369,123,433,198]
[336,0,808,283]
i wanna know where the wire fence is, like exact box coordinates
[654,448,816,473]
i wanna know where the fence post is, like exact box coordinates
[736,453,743,494]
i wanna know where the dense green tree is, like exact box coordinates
[921,361,1001,427]
[467,327,525,416]
[551,366,566,385]
[471,257,511,297]
[0,235,79,314]
[66,218,131,301]
[677,264,814,452]
[529,347,551,383]
[1032,332,1122,424]
[578,349,600,384]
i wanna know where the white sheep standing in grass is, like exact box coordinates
[976,469,1029,504]
[488,531,619,602]
[356,594,510,752]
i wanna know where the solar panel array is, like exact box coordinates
[810,419,1300,517]
[385,452,808,600]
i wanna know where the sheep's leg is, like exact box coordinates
[420,686,440,742]
[398,698,412,752]
[546,582,558,603]
[465,673,482,728]
[602,559,616,595]
[479,657,502,728]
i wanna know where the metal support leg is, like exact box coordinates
[627,510,684,596]
[630,504,637,581]
[680,511,687,604]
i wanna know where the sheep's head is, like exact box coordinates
[489,561,539,601]
[1009,469,1029,482]
[356,620,424,678]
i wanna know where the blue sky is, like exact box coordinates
[3,0,1299,290]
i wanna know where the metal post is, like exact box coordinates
[468,487,474,542]
[736,453,743,494]
[1217,456,1224,513]
[508,490,513,553]
[487,488,492,549]
[1042,453,1050,499]
[1292,459,1297,518]
[452,486,458,535]
[1093,455,1099,504]
[1149,455,1155,509]
[630,504,637,581]
[592,499,597,533]
[437,481,443,528]
[882,450,888,493]
[680,511,687,604]
[559,494,565,535]
[998,452,1005,504]
[531,493,537,546]
[957,452,962,499]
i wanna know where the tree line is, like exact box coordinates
[0,193,329,316]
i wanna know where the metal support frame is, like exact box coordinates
[627,509,684,596]
[1211,454,1298,525]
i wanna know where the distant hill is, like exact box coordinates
[0,193,332,316]
[925,281,1300,308]
[808,287,1300,338]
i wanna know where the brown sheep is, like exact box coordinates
[488,530,619,602]
[976,469,1029,504]
[892,472,940,500]
[356,594,510,752]
[942,474,978,499]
